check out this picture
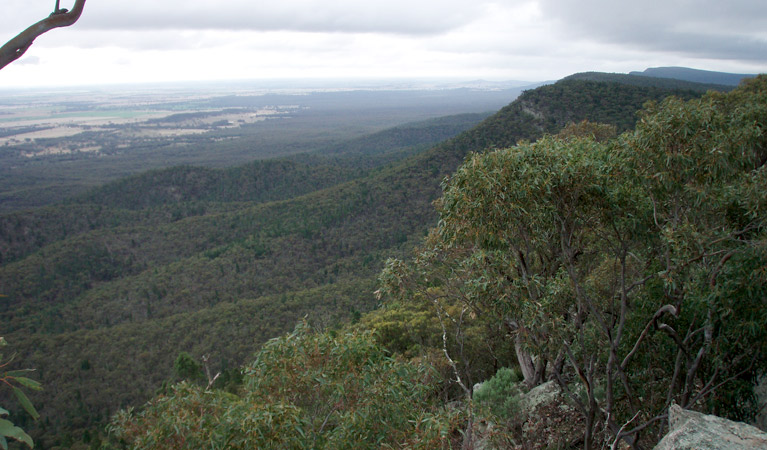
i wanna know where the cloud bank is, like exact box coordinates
[0,0,765,87]
[539,0,767,60]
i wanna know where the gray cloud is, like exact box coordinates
[2,0,765,87]
[73,0,489,35]
[16,55,41,65]
[538,0,767,62]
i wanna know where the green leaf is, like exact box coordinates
[4,370,35,377]
[0,418,33,448]
[13,378,42,392]
[11,388,39,420]
[0,408,8,417]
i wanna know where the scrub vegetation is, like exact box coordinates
[2,73,763,449]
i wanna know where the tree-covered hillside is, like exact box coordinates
[629,66,755,86]
[0,87,514,214]
[109,75,766,450]
[566,71,735,92]
[0,74,730,448]
[376,74,767,449]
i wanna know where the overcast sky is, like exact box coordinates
[1,0,765,87]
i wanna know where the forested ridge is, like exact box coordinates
[0,73,750,448]
[0,88,502,215]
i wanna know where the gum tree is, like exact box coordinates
[109,322,459,449]
[379,76,767,449]
[1,337,42,449]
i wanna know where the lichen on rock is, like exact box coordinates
[653,404,767,450]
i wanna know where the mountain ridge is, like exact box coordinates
[0,72,735,447]
[629,66,756,86]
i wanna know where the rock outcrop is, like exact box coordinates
[519,380,561,412]
[653,404,767,450]
[755,376,767,431]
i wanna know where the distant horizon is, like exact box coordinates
[0,65,760,93]
[0,76,540,92]
[3,0,765,89]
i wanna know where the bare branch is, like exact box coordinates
[617,413,668,442]
[201,354,221,391]
[1,0,86,71]
[433,299,471,397]
[681,310,713,404]
[687,353,756,408]
[621,304,678,369]
[610,410,642,450]
[709,249,736,288]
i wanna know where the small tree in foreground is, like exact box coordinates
[109,322,460,449]
[1,337,42,449]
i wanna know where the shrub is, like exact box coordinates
[473,367,524,420]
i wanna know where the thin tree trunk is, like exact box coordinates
[515,334,538,388]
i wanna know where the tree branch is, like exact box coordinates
[1,0,86,71]
[621,304,678,369]
[709,249,736,288]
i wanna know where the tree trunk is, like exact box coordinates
[516,334,540,387]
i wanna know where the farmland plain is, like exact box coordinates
[0,80,532,212]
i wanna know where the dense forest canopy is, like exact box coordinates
[89,75,767,449]
[1,73,761,449]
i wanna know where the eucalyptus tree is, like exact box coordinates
[109,322,458,449]
[0,337,41,449]
[379,75,767,449]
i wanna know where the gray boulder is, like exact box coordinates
[653,404,767,450]
[755,376,767,431]
[519,380,561,412]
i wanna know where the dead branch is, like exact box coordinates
[201,354,221,391]
[0,0,86,71]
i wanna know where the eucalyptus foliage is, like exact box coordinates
[0,337,41,449]
[109,322,458,449]
[379,75,767,449]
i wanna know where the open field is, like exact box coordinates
[0,104,292,154]
[0,80,530,212]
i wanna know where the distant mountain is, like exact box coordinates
[566,71,733,92]
[433,79,543,90]
[629,67,756,86]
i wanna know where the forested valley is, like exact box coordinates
[1,73,764,449]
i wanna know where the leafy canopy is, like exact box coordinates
[378,75,767,448]
[109,322,459,449]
